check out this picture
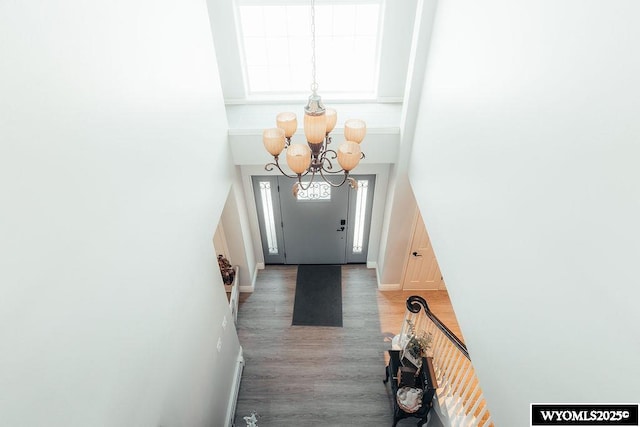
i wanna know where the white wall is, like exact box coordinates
[409,0,640,424]
[377,0,438,288]
[213,220,231,259]
[0,1,241,426]
[220,169,258,290]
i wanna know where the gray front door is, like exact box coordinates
[278,175,349,264]
[252,175,376,265]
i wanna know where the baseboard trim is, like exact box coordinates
[239,264,259,293]
[225,346,245,427]
[256,262,265,270]
[372,263,392,291]
[378,283,402,291]
[374,263,381,289]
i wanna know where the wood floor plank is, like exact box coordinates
[233,265,463,426]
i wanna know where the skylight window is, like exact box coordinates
[236,1,381,97]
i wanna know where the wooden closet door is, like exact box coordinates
[403,209,444,290]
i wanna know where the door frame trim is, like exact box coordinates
[240,163,391,268]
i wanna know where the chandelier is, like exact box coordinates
[263,0,366,195]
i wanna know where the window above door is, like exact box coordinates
[207,0,418,104]
[236,0,382,98]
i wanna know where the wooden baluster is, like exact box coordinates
[468,387,486,420]
[451,361,473,400]
[448,355,469,397]
[459,371,478,406]
[441,344,461,393]
[437,341,455,393]
[480,415,493,427]
[432,331,450,379]
[456,383,480,418]
[431,327,447,360]
[473,405,490,427]
[439,340,456,374]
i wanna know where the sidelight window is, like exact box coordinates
[352,179,369,253]
[259,181,279,254]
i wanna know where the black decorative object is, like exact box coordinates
[383,350,438,426]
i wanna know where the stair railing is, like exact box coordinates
[406,296,494,427]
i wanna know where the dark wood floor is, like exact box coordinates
[233,265,462,426]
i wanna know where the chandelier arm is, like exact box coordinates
[296,169,318,191]
[321,148,338,161]
[264,156,300,179]
[320,155,334,171]
[318,169,350,188]
[320,161,345,174]
[347,176,359,189]
[318,149,344,174]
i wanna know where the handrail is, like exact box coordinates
[406,295,469,360]
[406,295,493,427]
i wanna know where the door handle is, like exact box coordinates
[412,251,422,257]
[337,226,345,232]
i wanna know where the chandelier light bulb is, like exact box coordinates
[344,119,367,144]
[276,112,298,138]
[286,143,312,175]
[263,128,286,156]
[337,141,362,171]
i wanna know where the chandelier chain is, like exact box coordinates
[310,0,318,93]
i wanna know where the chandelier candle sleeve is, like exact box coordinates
[344,119,367,143]
[263,128,286,156]
[286,143,312,175]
